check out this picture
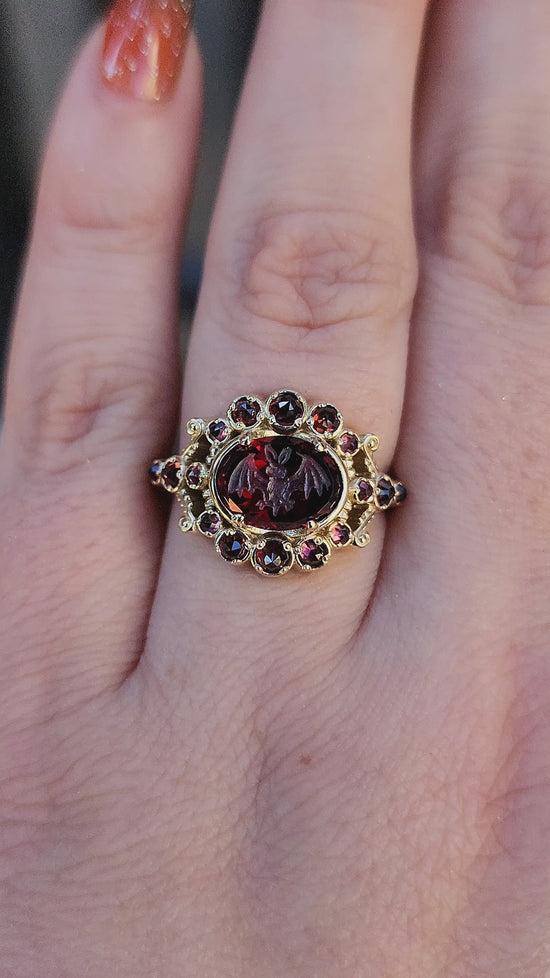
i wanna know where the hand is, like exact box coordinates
[2,0,549,974]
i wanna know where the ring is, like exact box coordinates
[149,391,406,577]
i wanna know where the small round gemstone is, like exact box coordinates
[330,523,352,547]
[310,404,342,436]
[230,396,261,428]
[198,510,222,536]
[207,419,230,443]
[377,478,396,508]
[395,482,407,504]
[149,461,163,484]
[268,391,305,429]
[356,478,374,503]
[185,462,205,489]
[252,538,293,576]
[296,538,330,570]
[161,458,182,490]
[217,531,249,563]
[338,431,359,456]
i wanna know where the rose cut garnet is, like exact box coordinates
[268,391,305,429]
[310,404,342,435]
[218,531,249,563]
[377,478,395,508]
[253,538,293,575]
[149,461,163,484]
[161,459,182,490]
[198,511,222,536]
[186,462,204,489]
[297,538,330,570]
[207,419,229,443]
[395,482,407,504]
[230,396,261,428]
[356,478,373,503]
[214,435,345,531]
[338,431,359,455]
[330,523,351,547]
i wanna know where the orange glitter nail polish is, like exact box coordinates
[102,0,192,102]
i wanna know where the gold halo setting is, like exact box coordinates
[149,391,406,577]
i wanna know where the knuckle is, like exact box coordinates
[15,336,173,473]
[431,149,550,308]
[223,205,415,353]
[41,195,172,261]
[40,135,178,256]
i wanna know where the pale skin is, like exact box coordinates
[1,0,550,974]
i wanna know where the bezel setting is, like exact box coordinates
[150,391,406,577]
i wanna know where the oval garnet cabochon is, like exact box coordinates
[213,436,346,531]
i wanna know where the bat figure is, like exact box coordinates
[228,444,331,517]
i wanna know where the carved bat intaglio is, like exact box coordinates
[228,444,331,517]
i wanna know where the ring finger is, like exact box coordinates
[148,0,429,681]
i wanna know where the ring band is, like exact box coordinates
[150,390,406,576]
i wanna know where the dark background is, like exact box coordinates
[0,0,261,373]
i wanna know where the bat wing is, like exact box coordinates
[294,455,331,499]
[228,454,267,498]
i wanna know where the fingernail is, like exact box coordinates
[102,0,193,103]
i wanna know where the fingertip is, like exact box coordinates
[101,0,194,104]
[33,18,202,249]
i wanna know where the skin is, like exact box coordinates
[1,0,550,974]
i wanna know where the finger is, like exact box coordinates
[0,5,201,700]
[400,0,550,652]
[189,0,426,451]
[148,0,429,687]
[380,1,550,968]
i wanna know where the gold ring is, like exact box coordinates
[150,391,406,577]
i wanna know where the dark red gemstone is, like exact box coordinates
[338,431,359,455]
[218,531,249,563]
[230,397,261,428]
[310,404,342,435]
[395,482,407,504]
[198,511,222,535]
[186,462,204,489]
[149,461,163,483]
[253,538,293,575]
[268,391,305,428]
[162,459,182,490]
[208,419,229,443]
[330,523,351,547]
[356,478,373,503]
[214,435,344,531]
[377,478,395,508]
[297,538,330,569]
